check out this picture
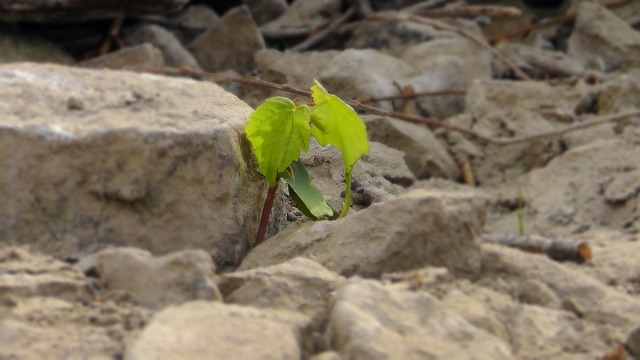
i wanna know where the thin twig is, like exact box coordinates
[288,7,356,52]
[492,110,640,145]
[415,5,522,19]
[360,88,466,103]
[499,0,631,42]
[402,0,456,12]
[404,14,531,80]
[143,66,640,147]
[354,0,374,17]
[483,232,593,263]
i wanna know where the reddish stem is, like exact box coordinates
[254,181,279,247]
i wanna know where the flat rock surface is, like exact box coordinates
[0,63,268,266]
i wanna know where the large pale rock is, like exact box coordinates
[0,63,268,266]
[363,115,460,180]
[0,0,188,23]
[189,6,265,74]
[326,279,512,359]
[218,257,344,316]
[240,181,488,277]
[0,247,87,302]
[124,24,200,69]
[0,296,149,359]
[255,49,340,89]
[125,301,308,360]
[95,247,221,310]
[568,2,640,72]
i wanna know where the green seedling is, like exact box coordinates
[246,80,369,246]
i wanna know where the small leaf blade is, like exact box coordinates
[281,161,336,220]
[246,97,311,187]
[310,80,369,170]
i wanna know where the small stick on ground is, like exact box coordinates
[404,14,531,80]
[99,15,124,55]
[483,232,593,263]
[414,5,522,19]
[360,88,466,103]
[499,0,631,42]
[288,6,356,52]
[493,110,640,145]
[402,0,456,12]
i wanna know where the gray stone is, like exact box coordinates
[568,2,640,72]
[124,24,200,69]
[398,38,492,119]
[189,6,265,74]
[166,5,220,45]
[240,182,488,277]
[0,31,73,65]
[326,279,512,359]
[0,247,87,302]
[218,257,344,316]
[79,43,165,71]
[496,43,587,78]
[317,49,416,110]
[0,0,188,23]
[255,49,340,89]
[244,0,288,25]
[95,247,221,310]
[363,115,460,180]
[346,12,482,57]
[260,0,340,38]
[125,301,308,360]
[0,63,268,267]
[300,141,415,212]
[0,295,149,359]
[480,243,640,347]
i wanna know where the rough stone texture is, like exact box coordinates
[299,141,415,213]
[0,247,87,302]
[0,297,149,360]
[0,0,189,23]
[326,279,512,359]
[218,257,344,316]
[568,2,640,72]
[478,244,640,351]
[124,24,201,69]
[256,49,340,89]
[78,43,165,71]
[240,181,488,277]
[398,38,492,119]
[95,247,221,310]
[0,31,74,64]
[347,16,461,56]
[363,115,460,180]
[189,6,265,75]
[317,49,416,110]
[486,139,640,236]
[244,0,288,25]
[0,63,268,267]
[260,0,340,38]
[125,301,309,360]
[497,43,587,78]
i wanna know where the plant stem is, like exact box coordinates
[254,180,279,247]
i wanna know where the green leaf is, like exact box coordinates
[281,160,337,221]
[310,80,369,217]
[246,97,312,187]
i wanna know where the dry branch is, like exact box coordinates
[483,232,593,263]
[360,89,466,103]
[499,0,631,42]
[288,6,356,52]
[143,67,640,148]
[415,5,522,19]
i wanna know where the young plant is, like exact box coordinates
[245,80,369,246]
